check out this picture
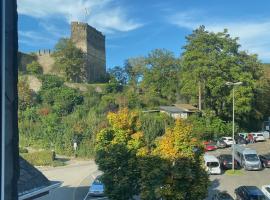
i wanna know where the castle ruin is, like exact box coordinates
[19,22,106,83]
[71,22,106,83]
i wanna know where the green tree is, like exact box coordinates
[95,109,209,200]
[53,38,85,82]
[141,49,180,104]
[180,26,263,126]
[18,77,35,110]
[26,61,43,74]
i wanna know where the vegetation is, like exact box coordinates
[53,38,86,82]
[180,26,264,130]
[17,26,270,196]
[21,150,55,166]
[26,61,43,74]
[95,109,209,200]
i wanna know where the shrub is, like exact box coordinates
[21,150,55,166]
[26,61,43,74]
[19,147,28,153]
[39,74,64,90]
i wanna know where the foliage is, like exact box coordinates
[39,74,64,90]
[141,49,180,104]
[26,61,43,74]
[21,150,55,166]
[95,109,209,200]
[108,66,128,85]
[187,112,236,140]
[180,26,263,126]
[53,38,86,82]
[18,77,36,110]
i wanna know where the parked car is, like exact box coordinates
[236,136,248,145]
[212,191,233,200]
[221,137,234,146]
[235,186,267,200]
[261,185,270,199]
[251,133,265,142]
[234,145,262,171]
[88,175,105,197]
[218,154,239,170]
[216,139,227,148]
[239,133,248,139]
[203,154,221,174]
[259,155,270,168]
[204,142,218,151]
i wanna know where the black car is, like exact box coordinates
[259,155,270,168]
[212,191,233,200]
[218,154,239,170]
[237,136,248,145]
[216,139,227,148]
[235,186,267,200]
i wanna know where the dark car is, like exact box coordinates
[235,186,267,200]
[236,136,248,145]
[259,155,270,168]
[212,191,233,200]
[216,139,227,148]
[218,154,239,170]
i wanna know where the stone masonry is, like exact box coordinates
[71,22,106,83]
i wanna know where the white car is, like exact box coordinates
[252,133,265,142]
[221,137,234,146]
[261,185,270,199]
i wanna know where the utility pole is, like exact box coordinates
[198,81,202,111]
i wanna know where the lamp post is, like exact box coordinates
[226,81,242,171]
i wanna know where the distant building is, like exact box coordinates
[160,104,199,119]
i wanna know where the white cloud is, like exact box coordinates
[169,11,270,62]
[19,31,56,47]
[17,0,142,34]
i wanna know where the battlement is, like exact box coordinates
[35,49,53,56]
[71,21,104,37]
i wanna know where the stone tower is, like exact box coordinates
[71,22,106,83]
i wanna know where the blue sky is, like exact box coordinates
[18,0,270,68]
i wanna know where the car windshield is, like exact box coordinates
[207,162,219,167]
[266,187,270,193]
[227,138,233,141]
[222,155,232,160]
[245,154,259,161]
[93,177,103,185]
[207,143,216,146]
[257,134,263,136]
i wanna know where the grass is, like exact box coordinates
[225,169,244,176]
[21,150,67,167]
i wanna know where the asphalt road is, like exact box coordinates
[38,160,99,200]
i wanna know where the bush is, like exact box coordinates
[19,147,28,153]
[26,61,43,74]
[39,74,64,90]
[21,150,55,166]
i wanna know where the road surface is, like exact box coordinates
[38,160,99,200]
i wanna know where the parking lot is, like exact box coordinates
[206,139,270,199]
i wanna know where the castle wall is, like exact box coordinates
[71,22,106,83]
[35,50,55,74]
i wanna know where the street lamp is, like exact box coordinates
[226,81,242,171]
